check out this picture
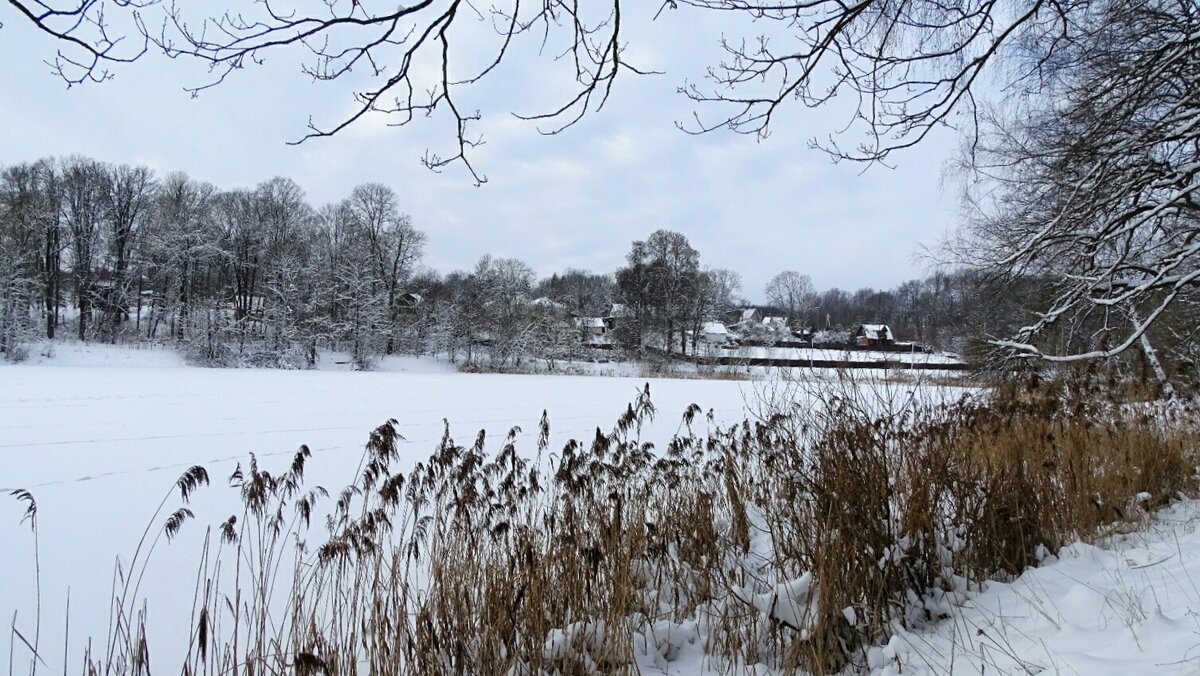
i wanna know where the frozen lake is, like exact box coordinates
[0,354,775,671]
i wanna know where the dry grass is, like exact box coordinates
[12,374,1197,675]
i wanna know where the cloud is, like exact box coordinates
[0,2,959,301]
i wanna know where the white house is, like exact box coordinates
[576,317,611,345]
[700,321,731,344]
[762,316,789,333]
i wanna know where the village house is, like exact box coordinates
[576,316,610,344]
[852,323,896,348]
[726,308,761,336]
[700,321,730,345]
[762,316,789,334]
[602,303,635,332]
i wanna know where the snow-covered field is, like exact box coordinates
[4,344,1196,675]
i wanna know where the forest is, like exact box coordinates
[0,155,1014,371]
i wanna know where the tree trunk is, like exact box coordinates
[1133,311,1175,400]
[77,282,89,341]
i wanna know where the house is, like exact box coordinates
[394,292,424,316]
[700,321,731,344]
[576,316,611,345]
[530,296,564,310]
[852,324,895,348]
[738,308,760,325]
[762,316,789,333]
[529,296,573,321]
[727,308,761,337]
[603,303,635,331]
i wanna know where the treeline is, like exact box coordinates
[0,155,1013,369]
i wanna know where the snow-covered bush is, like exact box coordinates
[812,328,850,345]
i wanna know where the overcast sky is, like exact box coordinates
[0,2,961,302]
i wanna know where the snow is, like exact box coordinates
[18,340,186,368]
[8,345,1192,675]
[0,347,777,671]
[745,572,814,630]
[858,324,895,341]
[631,501,1200,675]
[880,499,1200,675]
[697,344,965,365]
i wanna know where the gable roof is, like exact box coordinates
[606,303,635,318]
[858,324,895,341]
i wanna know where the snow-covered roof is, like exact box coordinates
[762,316,788,328]
[702,321,729,335]
[531,296,563,308]
[581,317,606,328]
[606,303,634,318]
[740,308,759,321]
[859,324,895,341]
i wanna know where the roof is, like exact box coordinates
[762,316,788,328]
[859,324,895,341]
[581,317,606,328]
[606,303,635,318]
[702,321,729,335]
[740,308,759,321]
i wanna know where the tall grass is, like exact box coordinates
[15,374,1198,675]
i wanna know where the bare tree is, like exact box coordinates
[688,267,741,352]
[60,156,109,340]
[103,163,155,337]
[346,183,426,354]
[459,255,537,366]
[0,164,44,354]
[765,270,815,330]
[617,229,700,353]
[148,172,217,341]
[8,0,1035,165]
[177,2,651,183]
[950,0,1199,389]
[3,0,149,85]
[0,161,63,342]
[537,269,614,317]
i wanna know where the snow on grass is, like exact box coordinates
[881,499,1200,675]
[17,339,186,368]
